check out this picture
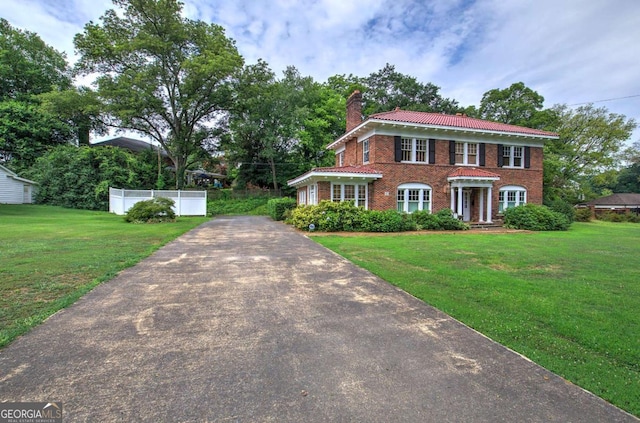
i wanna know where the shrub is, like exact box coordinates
[267,197,297,221]
[125,197,176,223]
[549,199,576,223]
[598,211,640,223]
[574,207,593,222]
[503,203,570,231]
[207,197,269,216]
[357,209,417,232]
[412,209,469,231]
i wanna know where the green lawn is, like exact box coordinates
[313,222,640,417]
[0,205,208,348]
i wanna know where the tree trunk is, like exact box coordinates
[269,157,278,190]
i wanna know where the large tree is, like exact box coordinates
[74,0,244,188]
[545,104,637,202]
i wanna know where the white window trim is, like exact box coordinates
[401,137,429,163]
[336,147,345,167]
[331,182,368,209]
[456,142,479,166]
[503,145,524,168]
[298,189,307,205]
[397,183,432,213]
[499,185,527,212]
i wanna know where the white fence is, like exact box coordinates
[109,187,207,216]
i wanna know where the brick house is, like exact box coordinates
[288,91,558,224]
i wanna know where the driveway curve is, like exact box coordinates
[0,215,636,422]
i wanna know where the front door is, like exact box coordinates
[462,190,471,221]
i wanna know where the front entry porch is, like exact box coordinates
[447,168,501,223]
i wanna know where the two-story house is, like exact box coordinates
[288,91,558,224]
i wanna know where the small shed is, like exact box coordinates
[0,164,38,204]
[578,193,640,216]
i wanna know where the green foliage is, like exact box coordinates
[267,197,297,221]
[412,208,469,230]
[28,145,159,210]
[0,100,73,172]
[503,204,570,231]
[207,197,269,216]
[574,208,593,222]
[125,197,175,223]
[476,82,552,129]
[548,199,576,223]
[288,201,467,232]
[73,0,244,188]
[598,211,640,223]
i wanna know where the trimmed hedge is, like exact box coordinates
[503,203,570,231]
[125,197,176,223]
[267,197,297,221]
[287,201,468,232]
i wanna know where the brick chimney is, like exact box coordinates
[346,90,363,132]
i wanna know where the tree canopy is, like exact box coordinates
[73,0,244,188]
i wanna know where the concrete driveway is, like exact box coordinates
[0,216,636,422]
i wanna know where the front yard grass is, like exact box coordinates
[0,205,208,348]
[313,222,640,417]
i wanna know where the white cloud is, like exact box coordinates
[2,0,639,142]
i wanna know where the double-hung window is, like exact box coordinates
[455,142,479,165]
[337,150,345,167]
[362,139,370,163]
[503,146,523,168]
[397,183,432,213]
[499,186,527,212]
[401,138,428,163]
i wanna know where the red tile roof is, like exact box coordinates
[448,168,501,179]
[370,109,557,137]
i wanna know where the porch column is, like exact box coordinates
[450,187,455,212]
[486,187,493,223]
[457,186,463,218]
[479,188,485,223]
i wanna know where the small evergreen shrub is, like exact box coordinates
[267,197,297,221]
[549,199,576,223]
[503,203,570,231]
[574,208,593,222]
[125,197,176,223]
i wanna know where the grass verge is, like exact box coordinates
[0,205,208,348]
[313,222,640,417]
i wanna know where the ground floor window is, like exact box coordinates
[298,189,307,205]
[308,184,317,205]
[397,183,431,213]
[499,186,527,212]
[331,183,368,208]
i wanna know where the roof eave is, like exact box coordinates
[288,171,383,187]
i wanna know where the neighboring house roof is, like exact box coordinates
[0,164,37,185]
[582,193,640,207]
[288,165,383,187]
[91,137,168,156]
[328,108,559,150]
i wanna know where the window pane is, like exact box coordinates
[408,201,419,212]
[455,142,464,163]
[507,191,516,202]
[467,143,477,164]
[513,146,522,167]
[519,191,526,202]
[344,184,355,200]
[402,138,412,161]
[408,189,420,201]
[363,140,369,162]
[358,184,366,205]
[332,184,341,202]
[422,189,430,202]
[415,139,427,162]
[397,189,405,212]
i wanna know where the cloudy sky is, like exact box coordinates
[3,0,640,142]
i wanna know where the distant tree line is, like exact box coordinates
[0,0,637,210]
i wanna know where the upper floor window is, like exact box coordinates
[455,142,478,165]
[503,146,523,168]
[401,138,428,163]
[362,139,370,163]
[338,150,345,167]
[397,183,432,213]
[499,185,527,213]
